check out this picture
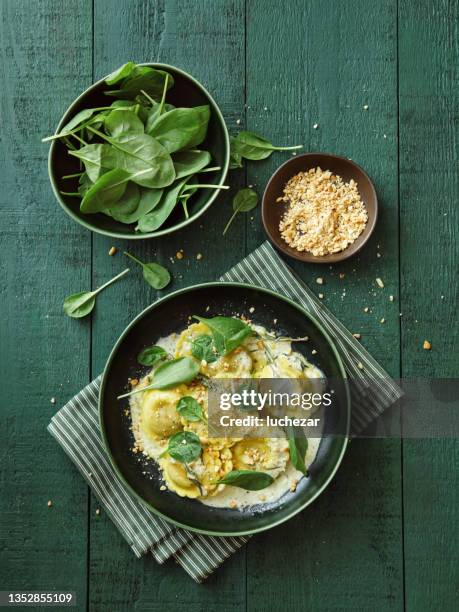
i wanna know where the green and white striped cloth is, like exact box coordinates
[48,241,402,582]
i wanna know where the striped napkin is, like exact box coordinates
[48,241,402,582]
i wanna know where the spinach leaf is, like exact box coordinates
[137,345,167,366]
[69,143,113,182]
[135,176,190,233]
[105,65,173,100]
[87,127,176,189]
[193,315,252,356]
[105,62,137,86]
[191,334,218,363]
[80,168,131,214]
[63,268,129,318]
[78,172,93,197]
[163,431,201,463]
[123,251,170,290]
[104,109,144,138]
[223,188,258,235]
[107,182,140,216]
[216,470,274,490]
[42,107,112,142]
[118,357,200,400]
[233,131,303,161]
[172,150,212,179]
[287,431,309,476]
[108,187,163,224]
[51,108,98,139]
[148,356,199,389]
[176,396,207,423]
[147,105,210,153]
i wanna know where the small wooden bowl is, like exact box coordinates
[262,153,378,263]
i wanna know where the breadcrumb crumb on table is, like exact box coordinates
[278,167,368,256]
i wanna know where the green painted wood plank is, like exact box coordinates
[0,0,92,605]
[399,1,459,610]
[245,1,403,610]
[88,1,246,609]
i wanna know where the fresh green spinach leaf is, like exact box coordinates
[63,268,129,318]
[287,431,309,476]
[106,182,140,216]
[216,470,274,490]
[104,109,144,138]
[105,65,173,100]
[118,357,200,399]
[193,315,252,356]
[86,127,176,189]
[233,131,303,161]
[135,176,190,233]
[123,251,170,290]
[162,431,202,463]
[69,143,113,182]
[172,150,212,179]
[191,334,218,363]
[137,345,167,366]
[223,188,258,235]
[80,168,130,213]
[176,396,207,423]
[108,187,163,224]
[105,62,137,86]
[147,105,210,153]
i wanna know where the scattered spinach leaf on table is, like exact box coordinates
[231,130,303,161]
[63,268,129,318]
[123,251,170,290]
[223,188,258,235]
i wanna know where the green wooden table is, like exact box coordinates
[1,1,457,610]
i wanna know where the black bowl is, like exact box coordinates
[48,63,229,239]
[99,283,350,536]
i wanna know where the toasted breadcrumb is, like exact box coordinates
[278,167,368,256]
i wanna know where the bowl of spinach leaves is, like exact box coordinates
[45,62,229,239]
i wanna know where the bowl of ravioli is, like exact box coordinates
[99,283,350,536]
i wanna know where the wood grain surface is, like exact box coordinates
[0,1,457,610]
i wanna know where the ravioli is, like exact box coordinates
[128,317,323,508]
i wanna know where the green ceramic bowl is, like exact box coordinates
[99,283,350,536]
[48,64,229,239]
